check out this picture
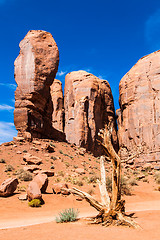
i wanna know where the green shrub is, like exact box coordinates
[17,169,33,181]
[106,175,131,195]
[0,158,6,163]
[28,199,41,207]
[56,208,78,223]
[154,172,160,184]
[5,165,14,172]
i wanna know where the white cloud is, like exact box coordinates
[0,83,17,89]
[56,71,67,77]
[145,8,160,51]
[98,75,106,80]
[0,122,17,144]
[0,104,14,111]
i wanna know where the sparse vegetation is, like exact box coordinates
[28,199,41,207]
[5,165,14,172]
[56,208,78,223]
[16,169,33,181]
[154,172,160,184]
[0,158,6,163]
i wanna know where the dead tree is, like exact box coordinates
[69,124,141,228]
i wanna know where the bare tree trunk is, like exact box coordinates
[67,123,141,228]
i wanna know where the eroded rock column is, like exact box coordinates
[14,30,65,140]
[64,70,118,155]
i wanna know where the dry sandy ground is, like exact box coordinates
[0,180,160,240]
[0,139,160,240]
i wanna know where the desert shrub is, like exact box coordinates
[154,172,160,184]
[23,149,27,153]
[76,180,83,186]
[59,150,63,154]
[129,179,138,186]
[65,162,70,168]
[106,175,131,195]
[28,199,41,207]
[88,175,98,183]
[87,188,94,195]
[0,158,6,163]
[50,143,55,148]
[58,171,64,177]
[5,165,14,172]
[51,156,57,161]
[56,208,78,223]
[18,170,33,181]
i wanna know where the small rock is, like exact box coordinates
[18,194,27,201]
[35,170,54,177]
[154,166,160,170]
[52,183,70,195]
[32,140,41,145]
[75,168,85,175]
[46,144,55,153]
[137,174,145,180]
[16,151,22,154]
[13,137,25,142]
[23,165,40,172]
[23,154,42,165]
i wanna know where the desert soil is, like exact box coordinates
[0,139,160,240]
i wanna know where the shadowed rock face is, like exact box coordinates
[14,30,64,140]
[64,70,118,155]
[118,51,160,164]
[50,79,64,132]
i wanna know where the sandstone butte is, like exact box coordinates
[64,70,118,155]
[117,50,160,165]
[14,30,65,141]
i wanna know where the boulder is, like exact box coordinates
[14,30,65,141]
[0,178,19,197]
[52,183,70,195]
[23,165,40,172]
[50,79,64,132]
[34,170,54,177]
[118,50,160,164]
[23,153,42,165]
[33,173,48,193]
[64,70,118,155]
[27,181,42,201]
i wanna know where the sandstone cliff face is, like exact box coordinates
[50,79,64,132]
[64,70,118,155]
[118,51,160,164]
[14,30,65,140]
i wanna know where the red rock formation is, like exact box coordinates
[14,30,65,141]
[50,79,64,132]
[118,51,160,164]
[0,178,19,197]
[64,70,118,155]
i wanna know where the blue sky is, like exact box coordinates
[0,0,160,143]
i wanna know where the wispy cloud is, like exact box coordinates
[56,71,67,77]
[0,104,14,111]
[0,83,17,89]
[98,75,106,80]
[0,121,17,144]
[145,8,160,51]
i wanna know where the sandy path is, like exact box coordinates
[0,200,160,230]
